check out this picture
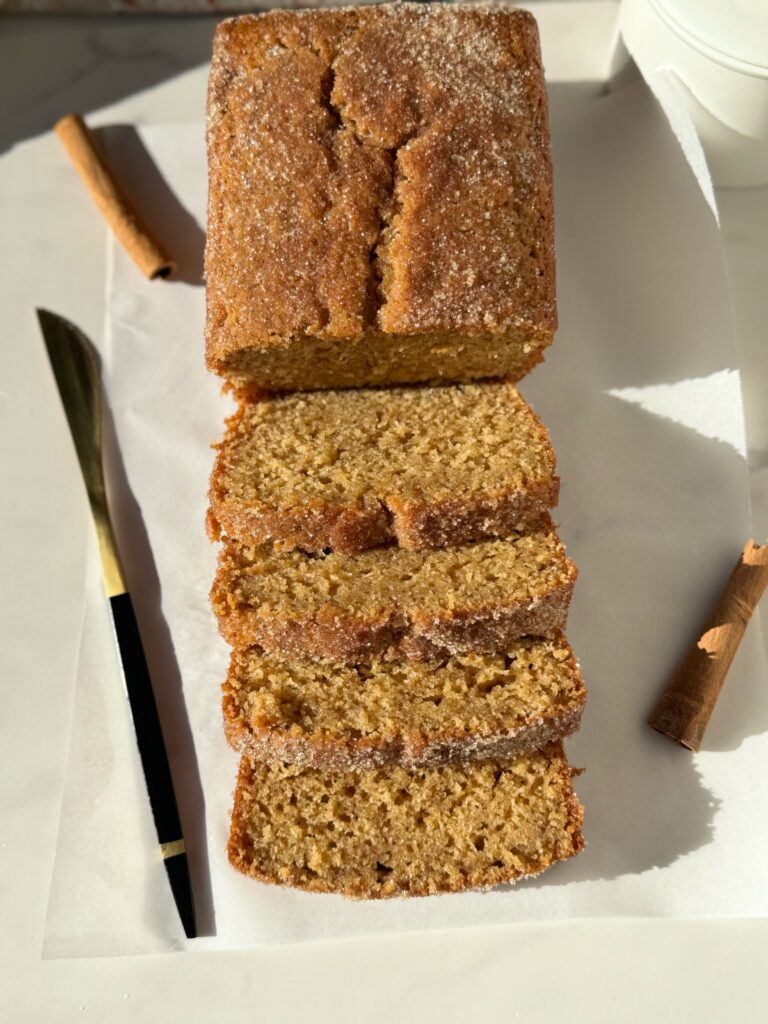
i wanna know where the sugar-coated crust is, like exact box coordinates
[387,477,560,551]
[206,3,556,390]
[226,752,585,898]
[400,587,576,659]
[208,485,393,553]
[211,565,577,661]
[222,684,586,770]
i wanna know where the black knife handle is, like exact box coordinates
[109,592,196,938]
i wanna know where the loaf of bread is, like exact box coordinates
[209,382,559,554]
[228,744,583,897]
[205,3,555,391]
[223,637,585,769]
[211,520,577,660]
[206,5,586,901]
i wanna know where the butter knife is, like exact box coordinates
[37,309,196,939]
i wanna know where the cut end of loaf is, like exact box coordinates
[207,329,553,392]
[228,746,584,898]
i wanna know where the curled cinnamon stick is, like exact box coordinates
[649,539,768,750]
[55,114,176,280]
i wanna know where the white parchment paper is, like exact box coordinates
[43,80,768,957]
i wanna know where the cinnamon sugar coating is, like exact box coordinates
[206,3,556,390]
[209,381,559,554]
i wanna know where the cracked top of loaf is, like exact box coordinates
[206,2,555,372]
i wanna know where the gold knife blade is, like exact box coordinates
[37,309,126,598]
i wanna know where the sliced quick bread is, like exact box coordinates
[228,744,583,898]
[209,382,558,554]
[223,637,585,769]
[211,519,577,660]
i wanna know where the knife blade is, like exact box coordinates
[37,309,196,940]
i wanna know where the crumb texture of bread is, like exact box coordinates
[210,381,559,553]
[205,3,555,390]
[211,520,577,660]
[228,744,584,897]
[223,636,586,768]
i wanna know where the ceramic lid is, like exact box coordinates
[650,0,768,76]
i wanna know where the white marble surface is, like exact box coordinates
[2,3,768,1020]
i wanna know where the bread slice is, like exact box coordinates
[228,744,583,898]
[211,520,577,660]
[223,637,585,769]
[206,4,555,392]
[209,382,559,555]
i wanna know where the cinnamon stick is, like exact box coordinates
[648,539,768,750]
[55,114,176,280]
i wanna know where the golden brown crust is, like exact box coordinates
[213,592,403,661]
[227,749,584,898]
[387,478,560,551]
[224,712,584,771]
[205,4,556,390]
[399,589,576,660]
